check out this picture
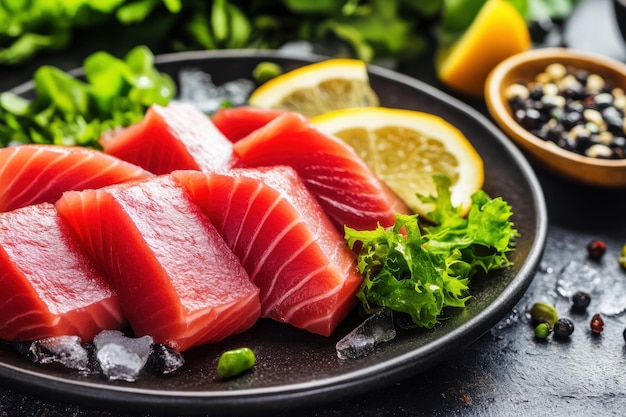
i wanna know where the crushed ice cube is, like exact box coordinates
[146,343,184,375]
[336,309,396,360]
[177,68,254,114]
[28,335,89,371]
[556,260,601,298]
[93,330,153,382]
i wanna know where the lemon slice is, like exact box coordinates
[436,0,531,97]
[311,107,484,217]
[248,59,379,118]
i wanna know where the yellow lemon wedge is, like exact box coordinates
[436,0,531,97]
[311,107,484,217]
[248,58,379,118]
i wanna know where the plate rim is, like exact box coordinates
[0,49,548,415]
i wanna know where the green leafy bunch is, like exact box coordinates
[0,45,175,147]
[0,0,181,65]
[0,0,582,66]
[344,173,518,328]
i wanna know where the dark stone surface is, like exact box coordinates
[2,1,626,415]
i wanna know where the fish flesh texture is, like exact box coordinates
[0,144,152,212]
[173,166,362,336]
[232,112,410,231]
[212,106,286,143]
[101,102,237,175]
[0,203,125,341]
[55,175,260,351]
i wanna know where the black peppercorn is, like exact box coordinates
[572,291,591,311]
[553,318,575,338]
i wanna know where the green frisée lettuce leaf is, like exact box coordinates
[344,173,517,328]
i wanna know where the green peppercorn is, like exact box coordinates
[217,347,256,379]
[530,302,558,327]
[534,322,551,339]
[252,62,283,85]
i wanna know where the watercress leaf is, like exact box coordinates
[211,0,229,43]
[162,0,182,13]
[83,50,127,111]
[116,0,159,24]
[0,30,71,65]
[185,13,217,49]
[316,20,374,62]
[0,92,30,115]
[225,2,251,48]
[34,65,92,115]
[283,0,342,14]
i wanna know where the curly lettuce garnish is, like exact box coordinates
[344,173,518,328]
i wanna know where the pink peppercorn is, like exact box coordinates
[590,313,604,334]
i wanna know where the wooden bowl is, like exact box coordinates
[485,47,626,187]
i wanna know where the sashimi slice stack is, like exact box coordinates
[0,203,125,342]
[0,102,414,352]
[55,175,260,352]
[173,167,362,336]
[101,104,409,233]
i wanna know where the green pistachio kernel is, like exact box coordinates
[530,302,558,327]
[217,347,256,379]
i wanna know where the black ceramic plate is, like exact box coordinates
[0,50,547,416]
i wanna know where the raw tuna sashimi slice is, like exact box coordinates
[0,203,125,342]
[232,112,410,232]
[100,102,237,175]
[212,106,286,143]
[55,175,260,351]
[0,144,152,212]
[173,167,363,336]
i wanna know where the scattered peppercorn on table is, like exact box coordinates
[1,3,626,417]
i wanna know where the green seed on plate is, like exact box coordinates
[217,347,256,379]
[530,302,558,326]
[534,322,551,339]
[253,62,283,85]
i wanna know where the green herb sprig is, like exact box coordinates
[0,45,175,148]
[344,173,518,328]
[0,0,581,67]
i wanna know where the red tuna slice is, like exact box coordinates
[55,175,260,351]
[0,203,125,342]
[100,102,237,175]
[232,112,410,232]
[211,106,286,142]
[0,144,152,212]
[172,167,362,337]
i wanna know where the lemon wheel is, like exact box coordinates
[311,107,484,217]
[248,59,379,118]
